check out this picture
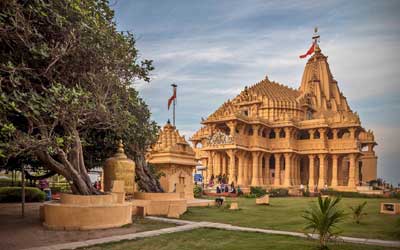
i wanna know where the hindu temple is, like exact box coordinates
[190,41,377,191]
[147,120,197,199]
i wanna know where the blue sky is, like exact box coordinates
[111,0,400,185]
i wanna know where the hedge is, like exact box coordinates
[0,187,45,202]
[269,188,289,197]
[320,189,385,198]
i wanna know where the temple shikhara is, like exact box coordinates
[190,36,378,191]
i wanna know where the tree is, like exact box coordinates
[349,201,367,224]
[0,0,160,194]
[303,196,346,249]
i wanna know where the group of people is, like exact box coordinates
[208,174,228,187]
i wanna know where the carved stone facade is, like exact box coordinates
[190,44,377,191]
[147,121,197,199]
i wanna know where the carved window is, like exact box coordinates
[279,129,286,138]
[327,130,333,139]
[314,130,320,139]
[261,129,267,138]
[248,128,253,136]
[243,110,249,116]
[299,130,310,140]
[269,130,276,139]
[306,110,313,120]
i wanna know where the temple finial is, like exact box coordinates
[312,27,321,53]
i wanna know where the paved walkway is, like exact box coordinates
[24,216,400,250]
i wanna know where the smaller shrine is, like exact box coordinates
[147,120,197,199]
[103,141,136,194]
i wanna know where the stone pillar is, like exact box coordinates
[204,157,209,185]
[222,155,227,175]
[308,154,315,188]
[243,155,250,186]
[318,154,327,187]
[283,153,292,187]
[227,150,236,184]
[215,153,221,175]
[263,153,270,185]
[251,151,261,186]
[237,151,245,186]
[331,154,339,187]
[348,154,356,188]
[274,154,281,186]
[208,152,214,180]
[332,129,338,140]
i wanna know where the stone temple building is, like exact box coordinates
[190,42,377,191]
[148,121,197,199]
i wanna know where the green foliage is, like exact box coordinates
[0,187,45,202]
[250,186,267,198]
[303,187,311,197]
[349,201,367,224]
[269,188,289,197]
[0,0,158,193]
[193,185,203,198]
[303,197,346,249]
[321,189,384,198]
[0,178,21,187]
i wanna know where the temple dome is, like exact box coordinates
[148,120,197,166]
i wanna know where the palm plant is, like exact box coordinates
[349,201,367,224]
[303,196,346,249]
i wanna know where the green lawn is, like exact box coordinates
[79,228,400,250]
[181,197,400,240]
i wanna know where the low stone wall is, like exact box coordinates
[43,193,132,230]
[133,192,181,200]
[132,192,187,218]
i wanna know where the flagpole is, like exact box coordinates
[171,84,177,126]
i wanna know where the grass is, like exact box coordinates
[180,197,400,240]
[123,217,175,231]
[79,228,400,250]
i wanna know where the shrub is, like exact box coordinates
[349,201,367,224]
[0,187,45,202]
[269,188,289,197]
[321,189,384,198]
[250,186,267,198]
[0,178,21,187]
[193,185,203,198]
[303,196,346,249]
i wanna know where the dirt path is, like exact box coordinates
[0,203,171,250]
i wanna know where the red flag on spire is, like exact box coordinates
[167,86,176,110]
[299,42,315,59]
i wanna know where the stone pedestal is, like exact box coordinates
[42,193,132,230]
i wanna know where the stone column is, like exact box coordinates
[251,151,261,186]
[215,153,221,175]
[227,149,236,185]
[318,154,327,187]
[332,129,338,140]
[208,152,214,179]
[348,154,356,188]
[283,153,292,187]
[308,154,315,188]
[222,155,227,175]
[264,153,270,185]
[331,154,339,187]
[237,151,245,186]
[274,154,281,186]
[244,154,250,186]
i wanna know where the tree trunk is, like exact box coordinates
[134,153,163,192]
[36,131,100,195]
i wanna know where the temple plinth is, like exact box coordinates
[190,42,377,192]
[147,120,197,199]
